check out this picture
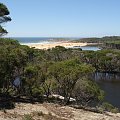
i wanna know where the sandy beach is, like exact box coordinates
[26,42,88,49]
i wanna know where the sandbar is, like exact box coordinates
[26,42,88,49]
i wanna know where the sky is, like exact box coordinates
[1,0,120,37]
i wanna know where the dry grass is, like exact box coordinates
[0,103,120,120]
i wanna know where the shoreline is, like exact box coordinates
[24,42,88,49]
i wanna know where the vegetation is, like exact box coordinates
[73,36,120,49]
[49,59,95,104]
[0,38,105,107]
[73,36,120,44]
[98,102,119,113]
[0,37,120,110]
[22,111,67,120]
[23,114,33,120]
[0,2,119,113]
[72,37,101,43]
[0,3,11,36]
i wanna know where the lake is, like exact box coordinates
[93,72,120,108]
[73,46,101,51]
[73,45,120,108]
[80,46,120,109]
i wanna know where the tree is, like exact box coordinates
[0,3,11,36]
[24,65,40,96]
[72,78,104,106]
[49,59,95,104]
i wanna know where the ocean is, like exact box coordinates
[7,37,100,51]
[9,37,76,44]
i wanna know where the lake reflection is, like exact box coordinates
[73,46,101,51]
[93,72,120,108]
[76,46,120,108]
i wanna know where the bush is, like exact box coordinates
[72,78,104,106]
[99,102,119,113]
[22,114,33,120]
[32,87,43,97]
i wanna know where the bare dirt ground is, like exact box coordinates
[0,102,120,120]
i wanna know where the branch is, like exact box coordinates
[0,16,11,24]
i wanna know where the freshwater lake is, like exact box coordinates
[93,72,120,108]
[81,46,120,108]
[74,46,101,51]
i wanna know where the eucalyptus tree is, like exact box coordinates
[49,59,95,104]
[0,3,11,36]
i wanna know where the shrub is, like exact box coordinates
[99,102,119,113]
[22,114,33,120]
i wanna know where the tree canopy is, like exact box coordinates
[0,3,11,36]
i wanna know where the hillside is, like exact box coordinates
[0,103,120,120]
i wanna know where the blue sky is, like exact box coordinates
[1,0,120,37]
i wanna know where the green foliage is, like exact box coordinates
[1,38,120,109]
[80,49,120,72]
[72,78,104,106]
[0,1,119,110]
[32,111,44,116]
[84,79,104,101]
[31,87,43,97]
[49,59,95,103]
[73,37,101,43]
[0,3,10,16]
[0,3,11,36]
[99,102,119,113]
[0,38,34,95]
[48,46,69,61]
[22,114,33,120]
[52,46,67,52]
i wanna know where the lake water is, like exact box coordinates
[80,46,101,51]
[72,45,101,51]
[79,46,120,109]
[93,72,120,108]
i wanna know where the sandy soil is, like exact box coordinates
[26,42,87,49]
[0,103,120,120]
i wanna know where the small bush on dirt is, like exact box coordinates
[22,114,33,120]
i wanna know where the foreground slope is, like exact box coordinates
[0,103,120,120]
